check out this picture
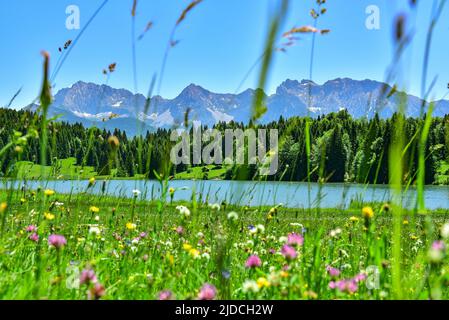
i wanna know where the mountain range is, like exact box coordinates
[24,78,449,135]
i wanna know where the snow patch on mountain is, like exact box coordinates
[206,107,234,123]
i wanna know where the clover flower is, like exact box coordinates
[80,269,97,285]
[48,234,67,249]
[198,283,217,300]
[281,245,297,260]
[326,266,341,278]
[26,225,37,233]
[88,283,105,300]
[158,290,173,300]
[287,232,304,246]
[245,255,262,268]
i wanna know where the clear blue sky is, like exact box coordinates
[1,0,448,109]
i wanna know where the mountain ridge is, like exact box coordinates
[23,78,449,135]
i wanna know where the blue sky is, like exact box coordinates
[1,0,448,109]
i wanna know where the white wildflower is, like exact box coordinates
[227,211,239,221]
[208,203,221,211]
[176,205,191,217]
[242,280,260,293]
[441,223,449,239]
[89,226,101,235]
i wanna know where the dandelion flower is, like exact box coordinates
[256,277,270,289]
[349,216,359,222]
[362,207,374,219]
[88,177,96,186]
[89,206,100,213]
[44,189,55,196]
[0,202,7,213]
[189,248,200,259]
[44,212,55,220]
[169,187,175,194]
[126,222,137,230]
[183,243,193,251]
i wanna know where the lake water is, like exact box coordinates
[4,179,449,210]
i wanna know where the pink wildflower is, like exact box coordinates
[281,245,297,260]
[198,283,217,300]
[287,232,304,246]
[245,255,262,268]
[48,234,67,249]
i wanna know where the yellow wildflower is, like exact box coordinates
[126,222,136,230]
[304,290,318,299]
[256,277,270,288]
[0,202,7,213]
[44,212,55,220]
[20,198,27,204]
[88,177,96,185]
[349,216,359,222]
[189,248,200,258]
[280,271,289,278]
[169,187,175,194]
[183,243,192,251]
[362,206,374,219]
[44,189,55,196]
[168,254,174,265]
[410,235,418,240]
[89,206,100,213]
[403,220,409,225]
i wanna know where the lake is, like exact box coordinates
[3,179,449,210]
